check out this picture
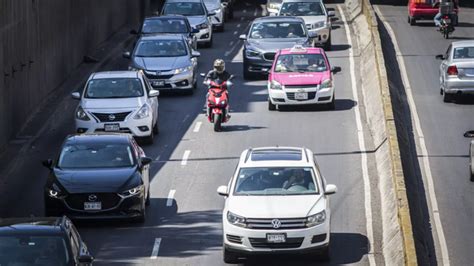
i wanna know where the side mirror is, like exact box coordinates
[78,254,94,263]
[239,34,247,41]
[141,157,153,166]
[208,11,216,16]
[308,31,318,38]
[71,92,81,100]
[130,29,138,35]
[191,51,201,58]
[221,2,228,8]
[149,90,160,98]
[217,185,229,196]
[435,54,445,60]
[325,184,337,195]
[200,73,206,77]
[331,66,342,74]
[122,51,131,59]
[42,159,53,169]
[327,10,336,17]
[191,28,200,34]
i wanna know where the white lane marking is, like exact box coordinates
[338,5,376,266]
[166,190,176,207]
[374,6,450,265]
[150,238,161,259]
[231,46,244,63]
[240,17,245,21]
[236,24,241,28]
[253,8,258,17]
[243,9,247,13]
[193,121,202,132]
[181,150,191,166]
[233,30,238,35]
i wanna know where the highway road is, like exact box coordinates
[0,2,385,265]
[375,3,474,266]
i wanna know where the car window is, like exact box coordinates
[274,53,327,73]
[234,167,319,195]
[143,18,188,34]
[163,2,205,16]
[453,47,474,59]
[135,39,188,57]
[249,22,306,39]
[280,2,325,16]
[85,78,144,99]
[58,143,135,169]
[0,236,70,265]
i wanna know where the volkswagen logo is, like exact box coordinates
[108,114,116,121]
[88,194,98,202]
[271,219,281,229]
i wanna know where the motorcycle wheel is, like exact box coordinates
[214,113,222,132]
[443,29,449,39]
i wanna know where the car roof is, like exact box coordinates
[279,46,325,55]
[282,0,323,3]
[139,33,186,41]
[451,41,474,48]
[165,0,203,3]
[252,16,305,24]
[91,71,140,80]
[64,133,132,145]
[145,15,187,20]
[238,147,315,168]
[0,217,67,236]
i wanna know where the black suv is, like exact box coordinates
[0,216,93,266]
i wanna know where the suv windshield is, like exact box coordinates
[234,167,319,195]
[143,19,188,34]
[280,2,325,16]
[0,236,70,265]
[58,143,135,169]
[250,22,306,39]
[274,53,327,73]
[135,39,187,57]
[163,2,205,16]
[85,78,144,99]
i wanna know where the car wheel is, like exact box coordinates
[268,98,276,111]
[409,16,416,26]
[327,94,336,110]
[443,92,453,103]
[319,245,331,261]
[223,247,240,264]
[153,118,159,135]
[204,36,213,48]
[143,130,154,145]
[145,187,151,206]
[243,61,253,80]
[323,35,332,51]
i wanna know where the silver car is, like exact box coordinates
[124,34,200,93]
[470,139,473,182]
[266,0,283,16]
[203,0,225,31]
[436,41,474,102]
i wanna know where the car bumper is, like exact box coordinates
[444,79,474,95]
[75,113,154,137]
[309,26,331,45]
[410,8,458,19]
[244,56,274,74]
[268,86,334,105]
[148,71,195,90]
[195,27,212,43]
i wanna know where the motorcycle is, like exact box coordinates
[439,15,455,39]
[201,74,234,132]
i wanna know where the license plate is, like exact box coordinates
[84,202,102,210]
[295,92,308,100]
[266,233,286,243]
[152,81,165,87]
[104,123,120,132]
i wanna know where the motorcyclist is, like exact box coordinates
[204,59,232,118]
[433,0,458,28]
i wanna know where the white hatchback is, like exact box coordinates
[217,147,337,263]
[72,71,160,144]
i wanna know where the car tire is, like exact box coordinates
[327,94,336,110]
[153,118,159,135]
[145,187,151,206]
[243,61,253,80]
[323,35,332,51]
[319,245,331,261]
[268,98,276,111]
[223,248,239,264]
[204,36,213,48]
[143,130,154,145]
[443,92,453,103]
[408,16,416,26]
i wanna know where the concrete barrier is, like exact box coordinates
[345,0,418,265]
[0,0,151,151]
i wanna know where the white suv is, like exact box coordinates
[217,147,337,263]
[72,71,160,144]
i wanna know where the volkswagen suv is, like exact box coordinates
[217,147,337,263]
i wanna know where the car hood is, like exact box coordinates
[227,194,325,218]
[272,72,330,86]
[247,38,309,53]
[186,16,207,27]
[204,2,220,11]
[81,97,145,110]
[54,167,138,193]
[301,16,327,25]
[134,56,190,71]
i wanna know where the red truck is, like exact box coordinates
[408,0,459,26]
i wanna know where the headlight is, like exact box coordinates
[173,66,193,75]
[227,211,246,227]
[220,100,227,105]
[245,48,261,59]
[306,210,326,227]
[47,184,66,199]
[129,66,142,71]
[270,80,282,90]
[196,23,209,30]
[134,104,150,120]
[76,106,90,121]
[314,21,326,29]
[120,184,144,197]
[320,79,333,89]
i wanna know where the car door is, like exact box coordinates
[142,74,159,124]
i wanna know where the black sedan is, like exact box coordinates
[43,134,152,222]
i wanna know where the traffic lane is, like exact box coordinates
[375,4,474,266]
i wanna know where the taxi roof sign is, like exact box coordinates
[290,45,307,53]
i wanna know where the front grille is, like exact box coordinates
[246,218,307,230]
[311,234,327,243]
[263,52,276,61]
[249,237,304,249]
[91,112,131,122]
[145,72,174,80]
[226,234,243,244]
[94,128,131,133]
[66,193,121,211]
[286,92,317,101]
[285,84,318,89]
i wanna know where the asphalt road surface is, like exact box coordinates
[0,2,385,265]
[375,3,474,266]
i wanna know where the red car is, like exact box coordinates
[408,0,459,26]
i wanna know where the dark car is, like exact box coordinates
[0,216,93,266]
[131,15,199,50]
[43,134,152,222]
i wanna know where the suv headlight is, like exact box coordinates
[174,66,193,75]
[227,211,246,227]
[245,48,261,59]
[47,184,66,199]
[306,210,326,227]
[314,21,326,29]
[196,23,209,30]
[119,184,144,197]
[134,104,150,120]
[320,79,332,89]
[270,80,282,90]
[76,106,90,121]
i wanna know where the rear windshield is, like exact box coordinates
[143,18,188,34]
[163,2,205,16]
[280,2,325,16]
[275,53,327,73]
[0,236,70,265]
[453,47,474,59]
[250,22,306,39]
[135,39,187,57]
[85,78,143,99]
[58,143,135,169]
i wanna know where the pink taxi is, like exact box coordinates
[267,45,340,110]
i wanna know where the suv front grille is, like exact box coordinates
[286,92,317,101]
[246,218,307,230]
[144,72,174,80]
[91,112,131,122]
[249,237,304,249]
[285,84,318,89]
[66,193,121,211]
[263,52,276,61]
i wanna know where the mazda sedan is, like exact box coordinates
[43,134,152,222]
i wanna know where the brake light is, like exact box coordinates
[447,65,458,76]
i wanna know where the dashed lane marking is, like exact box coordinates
[193,121,202,133]
[181,150,191,166]
[150,238,161,259]
[166,190,176,207]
